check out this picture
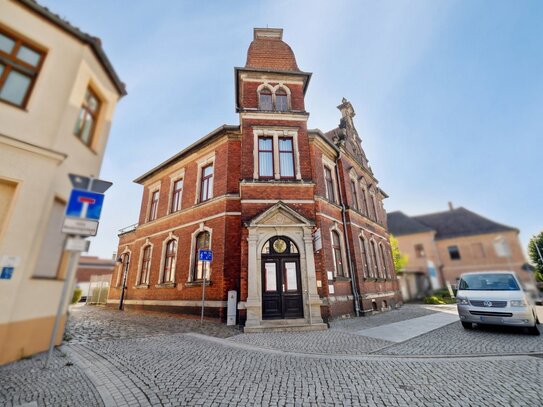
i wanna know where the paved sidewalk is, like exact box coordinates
[354,308,458,343]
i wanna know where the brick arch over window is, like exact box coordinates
[116,247,131,287]
[273,84,290,112]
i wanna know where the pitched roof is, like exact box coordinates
[413,207,518,240]
[16,0,126,96]
[245,28,301,72]
[387,211,433,236]
[387,207,518,240]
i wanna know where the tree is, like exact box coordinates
[528,231,543,282]
[390,234,408,275]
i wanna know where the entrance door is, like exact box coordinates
[261,237,303,319]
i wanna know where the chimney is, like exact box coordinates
[448,202,454,211]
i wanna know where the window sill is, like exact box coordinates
[0,98,28,111]
[73,133,98,155]
[155,282,176,288]
[185,280,212,287]
[134,284,150,289]
[333,276,351,282]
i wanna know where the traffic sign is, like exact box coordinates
[66,189,104,220]
[199,250,213,262]
[65,237,91,252]
[61,218,99,236]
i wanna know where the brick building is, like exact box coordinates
[108,28,401,331]
[388,204,533,300]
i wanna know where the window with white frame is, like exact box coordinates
[370,240,379,278]
[258,137,274,178]
[379,243,388,279]
[253,129,300,180]
[259,87,273,110]
[193,231,211,280]
[275,88,288,111]
[257,84,290,112]
[171,178,183,213]
[139,245,152,285]
[360,186,368,216]
[350,180,359,211]
[162,239,177,283]
[200,164,214,202]
[149,190,159,221]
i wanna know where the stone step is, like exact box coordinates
[244,322,328,333]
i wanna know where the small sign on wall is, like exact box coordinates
[0,256,20,280]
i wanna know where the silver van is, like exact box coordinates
[456,271,540,335]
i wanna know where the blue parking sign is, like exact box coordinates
[199,250,213,262]
[66,189,104,220]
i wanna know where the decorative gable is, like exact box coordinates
[248,201,314,227]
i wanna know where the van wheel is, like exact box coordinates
[529,325,540,336]
[461,322,473,330]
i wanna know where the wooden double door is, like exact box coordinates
[262,255,303,319]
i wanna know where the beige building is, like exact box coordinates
[0,0,125,364]
[388,205,532,300]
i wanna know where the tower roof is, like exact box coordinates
[245,28,301,72]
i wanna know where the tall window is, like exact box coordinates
[278,138,294,178]
[149,190,159,221]
[359,237,369,278]
[163,240,177,283]
[275,88,288,111]
[140,246,151,284]
[259,87,273,110]
[350,181,359,211]
[0,28,44,107]
[258,137,274,178]
[360,188,368,216]
[370,240,379,278]
[332,231,344,277]
[200,165,213,202]
[171,179,183,213]
[324,167,335,203]
[74,88,101,146]
[194,231,211,280]
[370,194,377,221]
[379,244,388,279]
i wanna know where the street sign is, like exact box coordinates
[66,189,104,220]
[65,237,91,252]
[199,250,213,262]
[0,267,13,280]
[61,218,99,236]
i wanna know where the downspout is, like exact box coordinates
[334,155,361,317]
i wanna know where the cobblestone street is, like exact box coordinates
[1,304,543,406]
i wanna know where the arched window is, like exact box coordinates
[332,231,344,277]
[370,240,379,278]
[259,87,273,111]
[194,231,211,280]
[360,187,368,216]
[117,252,130,287]
[359,237,369,278]
[163,239,177,283]
[140,245,151,284]
[275,88,288,111]
[370,193,377,221]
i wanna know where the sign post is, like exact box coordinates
[44,174,111,369]
[198,249,213,324]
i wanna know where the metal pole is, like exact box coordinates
[200,261,206,324]
[44,248,79,369]
[119,257,129,310]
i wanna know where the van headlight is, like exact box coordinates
[510,300,527,307]
[456,297,469,305]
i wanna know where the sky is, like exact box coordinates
[40,0,543,260]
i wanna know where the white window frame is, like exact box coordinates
[157,232,179,285]
[136,239,153,286]
[194,153,215,204]
[146,180,161,222]
[257,83,291,111]
[188,223,213,282]
[253,128,301,180]
[168,168,185,214]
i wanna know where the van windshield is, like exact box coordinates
[458,274,520,291]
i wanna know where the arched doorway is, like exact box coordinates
[261,236,303,319]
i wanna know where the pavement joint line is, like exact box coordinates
[186,332,543,361]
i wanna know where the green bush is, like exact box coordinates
[432,289,451,298]
[71,287,83,304]
[424,296,445,305]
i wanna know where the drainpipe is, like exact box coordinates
[334,155,361,316]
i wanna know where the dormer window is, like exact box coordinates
[259,88,273,110]
[275,88,288,111]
